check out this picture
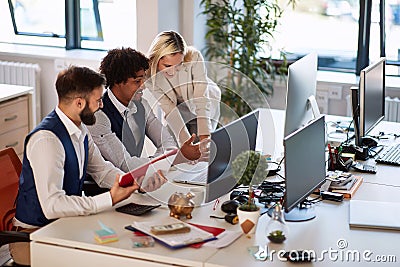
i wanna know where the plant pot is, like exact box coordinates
[236,207,260,235]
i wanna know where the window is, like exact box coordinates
[271,0,400,75]
[382,0,400,75]
[2,0,136,50]
[273,0,360,72]
[9,0,67,39]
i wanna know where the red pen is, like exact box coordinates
[327,144,334,170]
[213,198,220,211]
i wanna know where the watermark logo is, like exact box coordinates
[253,239,397,263]
[336,238,348,249]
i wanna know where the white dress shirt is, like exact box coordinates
[14,107,122,228]
[87,89,177,173]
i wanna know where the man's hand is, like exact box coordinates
[136,170,168,193]
[174,134,211,164]
[110,174,139,206]
[198,137,210,162]
[179,134,201,161]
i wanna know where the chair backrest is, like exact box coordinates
[0,148,21,231]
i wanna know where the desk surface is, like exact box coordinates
[30,109,400,267]
[31,183,400,267]
[30,194,226,267]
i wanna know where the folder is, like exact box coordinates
[119,148,178,187]
[125,217,216,249]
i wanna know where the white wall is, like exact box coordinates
[0,45,106,118]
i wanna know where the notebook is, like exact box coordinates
[349,200,400,230]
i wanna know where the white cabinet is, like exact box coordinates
[0,84,34,158]
[0,95,29,157]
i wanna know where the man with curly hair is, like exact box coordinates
[87,47,203,174]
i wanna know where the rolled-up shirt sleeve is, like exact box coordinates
[27,130,115,220]
[190,51,212,136]
[87,110,150,173]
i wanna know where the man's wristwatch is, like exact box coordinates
[138,188,146,194]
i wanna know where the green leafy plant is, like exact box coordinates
[200,0,293,117]
[267,230,286,243]
[232,150,268,211]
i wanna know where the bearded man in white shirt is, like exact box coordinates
[10,66,167,266]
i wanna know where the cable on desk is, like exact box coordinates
[276,172,285,180]
[368,145,385,158]
[308,195,322,204]
[265,157,286,179]
[260,203,277,216]
[368,131,400,140]
[326,120,355,146]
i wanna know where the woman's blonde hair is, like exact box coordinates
[147,31,187,79]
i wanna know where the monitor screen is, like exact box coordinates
[284,52,319,137]
[283,115,326,221]
[205,110,259,203]
[359,57,386,137]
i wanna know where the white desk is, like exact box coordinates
[206,183,400,266]
[30,109,400,266]
[30,194,223,267]
[30,183,400,267]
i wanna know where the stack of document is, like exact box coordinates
[129,217,215,249]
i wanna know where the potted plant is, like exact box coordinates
[200,0,294,118]
[232,150,268,234]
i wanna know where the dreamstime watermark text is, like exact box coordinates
[258,239,397,263]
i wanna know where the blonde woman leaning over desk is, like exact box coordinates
[146,30,221,145]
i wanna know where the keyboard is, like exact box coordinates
[375,144,400,166]
[115,202,161,216]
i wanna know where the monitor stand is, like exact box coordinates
[308,95,327,145]
[284,205,316,222]
[307,95,321,119]
[267,202,316,222]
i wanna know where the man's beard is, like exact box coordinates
[80,103,96,125]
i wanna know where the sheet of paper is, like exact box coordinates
[203,230,242,248]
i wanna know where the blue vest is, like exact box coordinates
[15,110,88,227]
[101,91,145,157]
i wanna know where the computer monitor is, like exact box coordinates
[284,52,320,137]
[205,110,259,203]
[283,115,326,221]
[359,58,386,141]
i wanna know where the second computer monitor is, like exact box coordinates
[283,115,326,221]
[284,52,319,137]
[205,110,259,203]
[359,57,386,138]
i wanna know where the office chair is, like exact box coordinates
[0,148,30,266]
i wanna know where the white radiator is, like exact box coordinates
[385,96,400,122]
[0,61,41,127]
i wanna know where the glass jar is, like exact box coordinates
[265,204,289,243]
